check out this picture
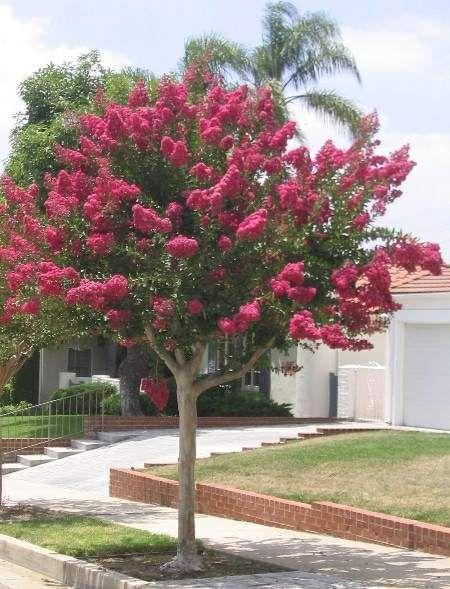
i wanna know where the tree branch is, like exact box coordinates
[188,342,206,378]
[193,338,275,396]
[143,324,179,375]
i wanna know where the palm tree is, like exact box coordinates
[183,1,362,136]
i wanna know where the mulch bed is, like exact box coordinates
[91,550,287,582]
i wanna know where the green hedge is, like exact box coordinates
[102,384,292,418]
[51,382,117,414]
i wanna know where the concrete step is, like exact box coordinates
[297,432,324,439]
[1,463,29,475]
[71,439,105,451]
[17,454,57,467]
[279,437,299,443]
[96,431,134,443]
[44,446,84,459]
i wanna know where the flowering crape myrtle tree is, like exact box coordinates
[0,68,442,569]
[0,183,91,503]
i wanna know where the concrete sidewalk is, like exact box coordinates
[0,558,68,589]
[11,494,450,589]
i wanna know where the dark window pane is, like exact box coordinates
[68,348,92,377]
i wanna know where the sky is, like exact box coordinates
[1,0,449,258]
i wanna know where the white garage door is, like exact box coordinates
[403,324,450,430]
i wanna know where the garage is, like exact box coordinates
[403,324,450,430]
[389,265,450,431]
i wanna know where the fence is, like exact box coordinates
[0,388,105,459]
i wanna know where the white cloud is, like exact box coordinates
[342,28,430,74]
[342,18,450,75]
[380,131,450,260]
[0,2,129,167]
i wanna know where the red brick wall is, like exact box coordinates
[1,437,71,460]
[86,415,336,435]
[110,468,450,558]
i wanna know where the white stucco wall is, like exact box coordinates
[270,330,388,419]
[39,337,110,402]
[270,344,336,418]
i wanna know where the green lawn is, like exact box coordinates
[0,515,175,558]
[152,431,450,526]
[1,415,84,438]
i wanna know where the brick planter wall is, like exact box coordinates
[85,415,336,436]
[1,437,71,460]
[110,468,450,557]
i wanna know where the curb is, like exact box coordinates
[0,533,152,589]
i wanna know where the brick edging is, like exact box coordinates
[110,468,450,557]
[85,415,339,435]
[1,437,72,460]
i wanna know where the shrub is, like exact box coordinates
[197,386,293,417]
[51,382,117,414]
[0,401,33,415]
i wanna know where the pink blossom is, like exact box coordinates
[106,309,132,329]
[217,235,232,252]
[237,300,260,323]
[279,262,304,285]
[20,298,40,315]
[86,232,115,256]
[152,296,174,317]
[189,162,213,182]
[289,311,320,341]
[269,278,290,297]
[287,286,316,304]
[167,235,199,258]
[128,80,149,108]
[187,298,204,315]
[170,140,190,167]
[236,209,267,240]
[217,317,237,335]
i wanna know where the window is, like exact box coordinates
[67,348,92,377]
[243,369,260,389]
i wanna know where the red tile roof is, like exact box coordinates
[390,265,450,294]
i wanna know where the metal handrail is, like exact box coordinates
[0,388,105,460]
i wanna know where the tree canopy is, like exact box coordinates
[0,65,442,568]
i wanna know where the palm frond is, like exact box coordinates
[283,41,361,89]
[288,89,362,137]
[261,1,299,80]
[182,34,251,80]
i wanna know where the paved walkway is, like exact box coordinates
[3,423,450,588]
[0,558,68,589]
[5,495,448,589]
[3,423,382,499]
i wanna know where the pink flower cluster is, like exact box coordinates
[132,204,172,234]
[391,241,442,275]
[270,262,316,304]
[187,298,204,315]
[166,235,199,258]
[218,299,261,335]
[236,209,267,241]
[289,311,320,341]
[65,274,128,310]
[140,377,169,411]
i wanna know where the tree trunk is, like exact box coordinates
[162,379,202,572]
[118,343,151,416]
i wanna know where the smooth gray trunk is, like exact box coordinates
[118,343,151,416]
[174,380,202,570]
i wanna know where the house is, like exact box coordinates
[38,337,121,401]
[271,266,450,431]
